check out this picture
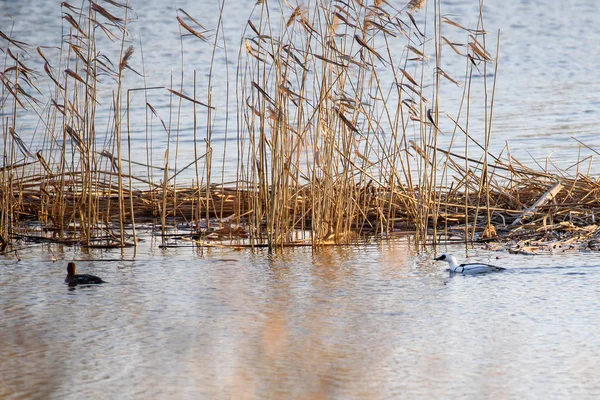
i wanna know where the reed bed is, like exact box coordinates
[1,0,599,252]
[4,152,600,251]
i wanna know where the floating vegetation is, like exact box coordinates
[1,0,599,252]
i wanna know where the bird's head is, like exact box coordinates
[67,262,77,276]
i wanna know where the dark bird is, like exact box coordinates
[65,262,106,285]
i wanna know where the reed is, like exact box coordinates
[1,0,598,253]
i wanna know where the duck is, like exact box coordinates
[65,262,106,285]
[434,253,505,275]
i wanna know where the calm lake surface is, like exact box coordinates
[2,0,600,398]
[2,242,600,399]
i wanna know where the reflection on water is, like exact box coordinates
[2,242,600,398]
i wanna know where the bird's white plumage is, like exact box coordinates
[434,253,505,275]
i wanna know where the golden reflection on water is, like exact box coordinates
[223,246,389,399]
[1,304,66,399]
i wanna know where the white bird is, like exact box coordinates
[434,253,506,275]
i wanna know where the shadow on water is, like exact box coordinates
[504,263,600,275]
[67,283,109,292]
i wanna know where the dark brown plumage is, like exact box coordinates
[65,262,106,286]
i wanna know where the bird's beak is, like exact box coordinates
[434,255,443,261]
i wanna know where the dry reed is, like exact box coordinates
[1,0,598,253]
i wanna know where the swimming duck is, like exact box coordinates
[65,262,106,285]
[434,253,505,275]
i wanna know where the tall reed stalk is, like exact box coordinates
[0,0,520,250]
[235,0,500,249]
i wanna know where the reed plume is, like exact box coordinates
[407,0,427,11]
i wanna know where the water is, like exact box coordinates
[3,0,600,398]
[2,242,600,398]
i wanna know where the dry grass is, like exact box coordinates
[1,0,599,252]
[407,0,427,12]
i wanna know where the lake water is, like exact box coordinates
[2,0,600,398]
[2,241,600,398]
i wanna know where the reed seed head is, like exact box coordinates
[407,0,426,11]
